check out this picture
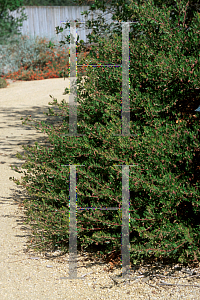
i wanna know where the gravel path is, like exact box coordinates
[0,78,200,299]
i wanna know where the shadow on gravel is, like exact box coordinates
[0,104,66,169]
[0,104,66,253]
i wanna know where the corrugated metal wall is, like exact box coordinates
[7,6,114,45]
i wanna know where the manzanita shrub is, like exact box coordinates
[10,0,200,266]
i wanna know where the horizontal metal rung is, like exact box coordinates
[77,65,122,67]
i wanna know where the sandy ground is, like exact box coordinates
[0,78,199,299]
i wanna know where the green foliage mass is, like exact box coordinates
[0,77,8,88]
[0,34,69,78]
[10,0,200,266]
[0,0,28,46]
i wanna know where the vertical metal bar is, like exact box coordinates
[113,22,137,137]
[69,21,78,137]
[60,164,84,280]
[114,164,139,278]
[122,22,130,137]
[121,165,131,277]
[68,165,77,278]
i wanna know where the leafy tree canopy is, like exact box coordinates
[0,0,28,46]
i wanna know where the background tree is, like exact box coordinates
[65,0,200,49]
[0,0,28,46]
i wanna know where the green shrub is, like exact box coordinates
[0,77,8,88]
[0,34,71,80]
[10,0,200,266]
